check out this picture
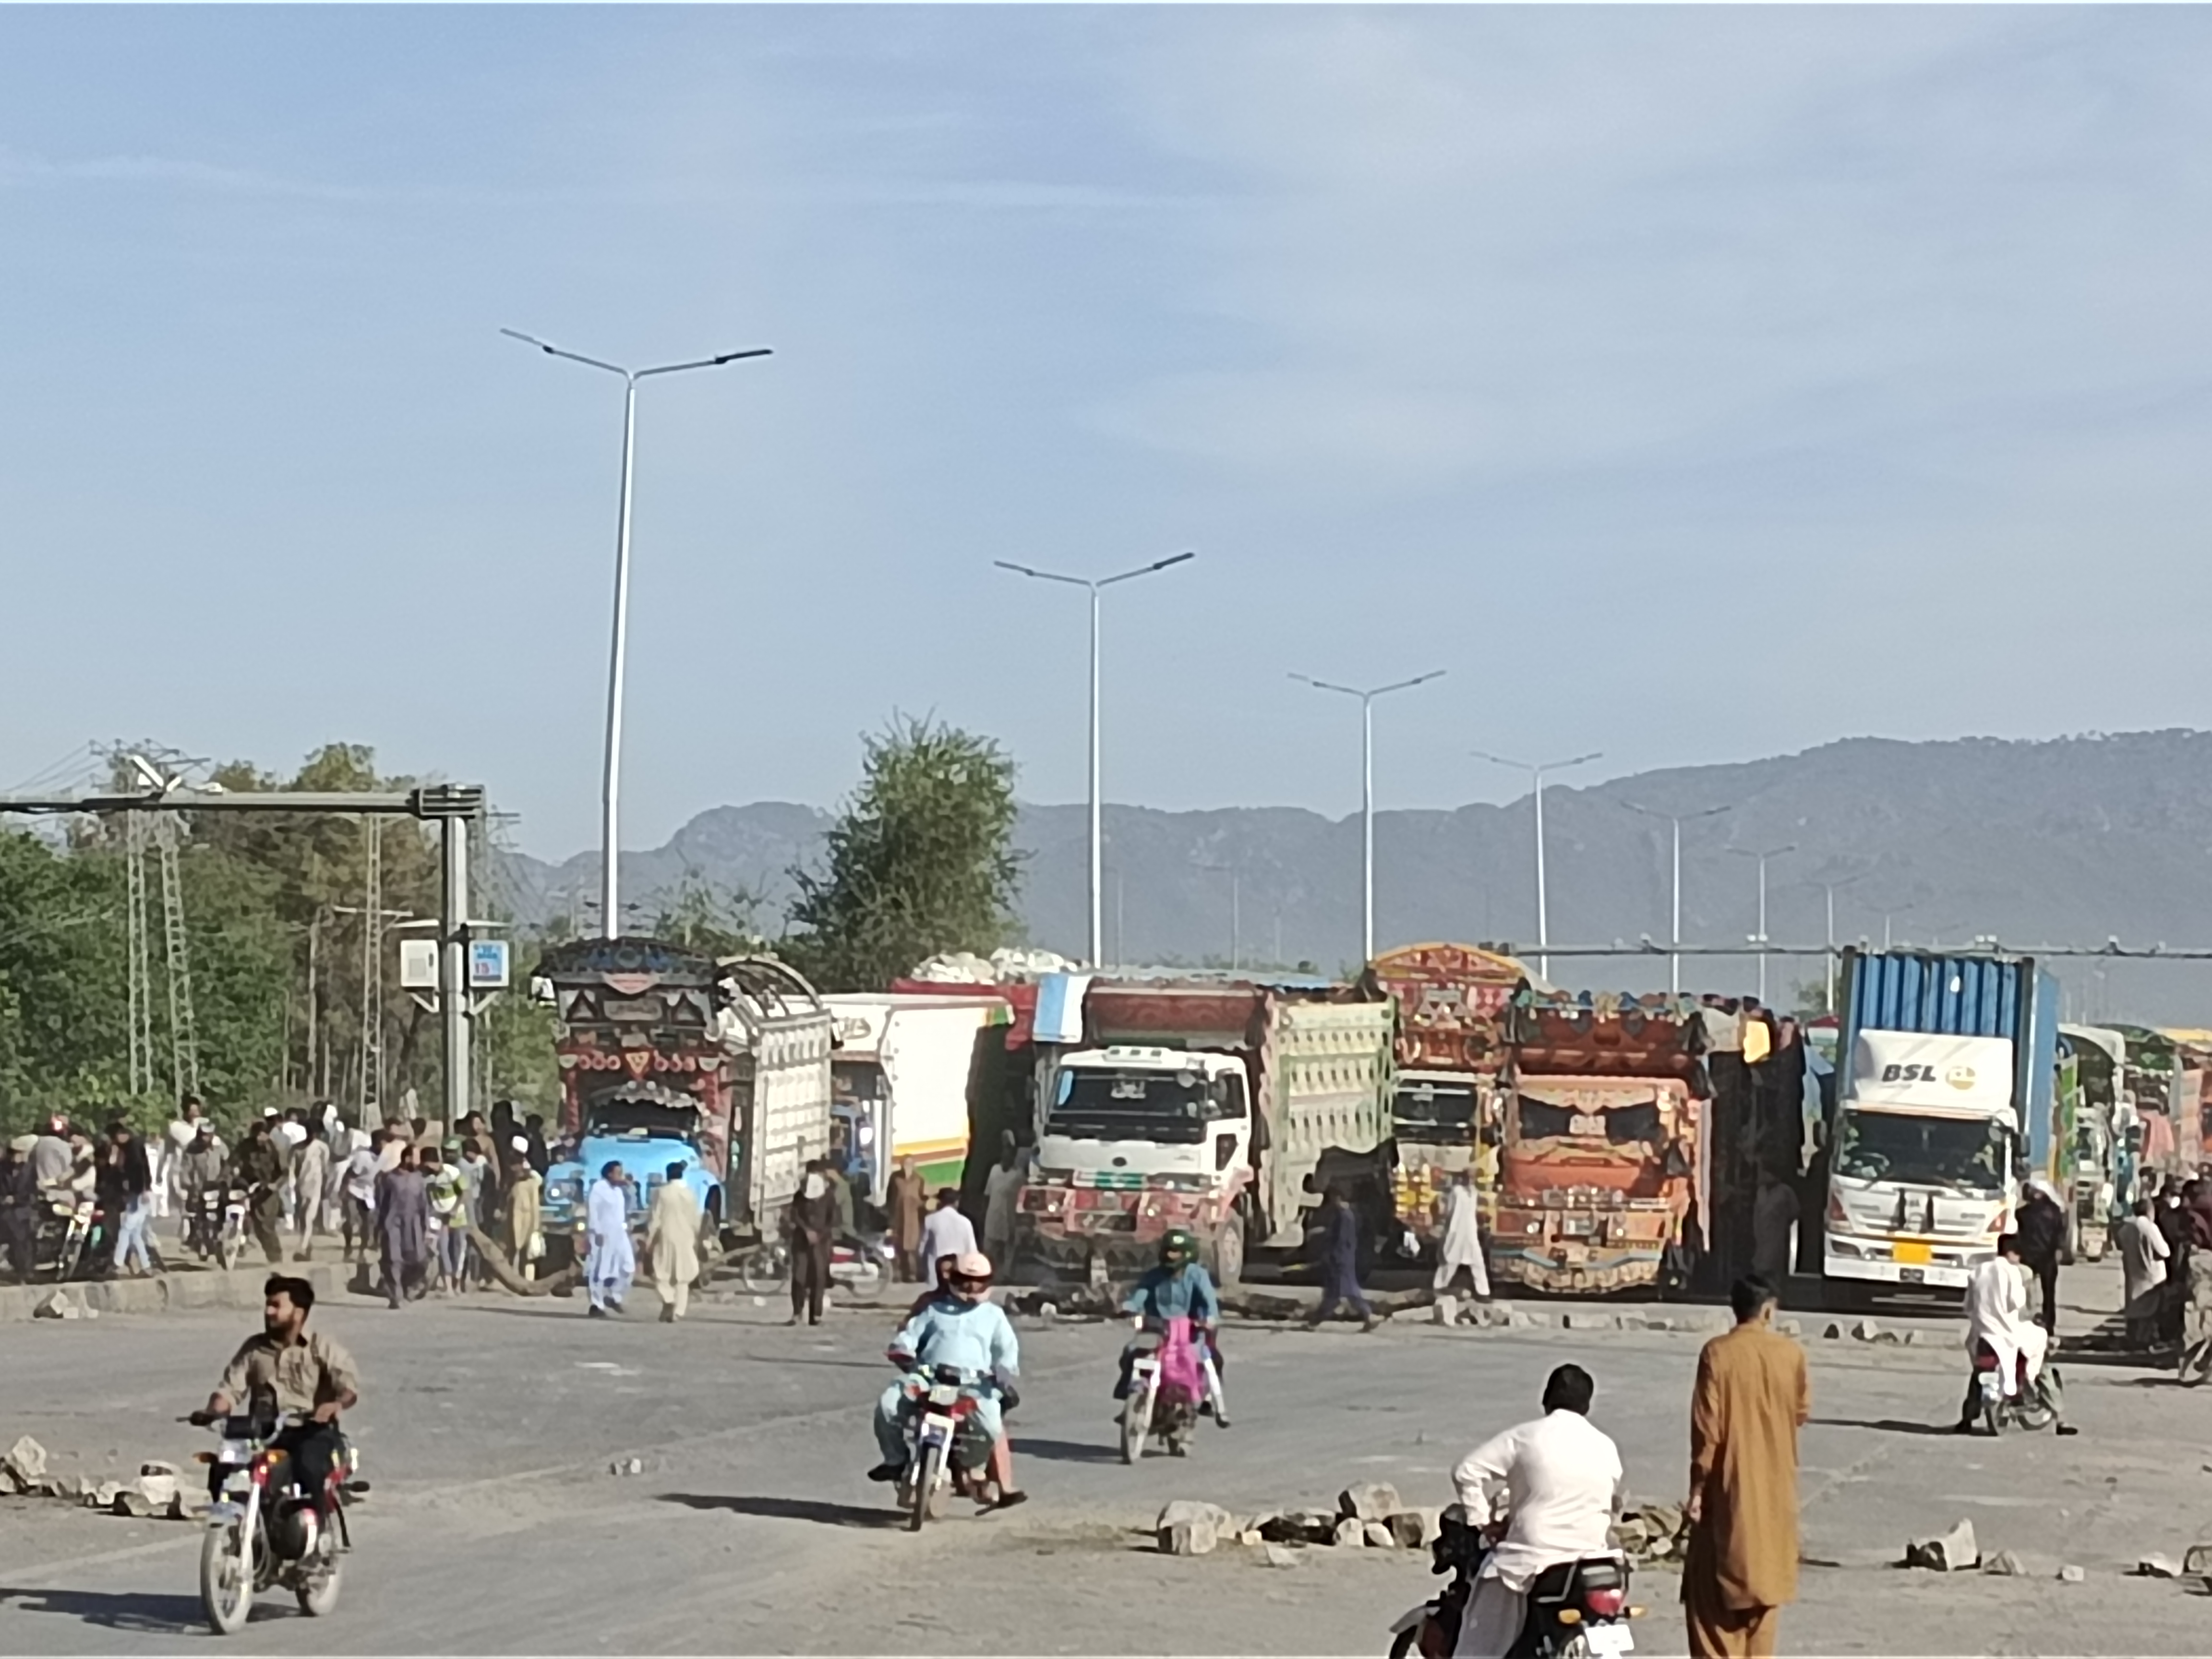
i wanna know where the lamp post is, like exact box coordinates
[994,552,1195,966]
[1817,874,1867,1015]
[1620,801,1731,995]
[1473,749,1602,981]
[1290,670,1446,963]
[1728,843,1797,1003]
[503,328,771,938]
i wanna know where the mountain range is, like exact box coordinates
[496,730,2212,1023]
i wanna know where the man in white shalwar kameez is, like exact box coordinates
[585,1163,636,1318]
[1451,1365,1625,1658]
[1433,1167,1491,1324]
[1958,1232,2059,1431]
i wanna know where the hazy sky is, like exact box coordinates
[7,7,2212,858]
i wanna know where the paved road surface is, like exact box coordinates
[2,1264,2206,1654]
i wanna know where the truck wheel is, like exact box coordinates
[1207,1222,1245,1290]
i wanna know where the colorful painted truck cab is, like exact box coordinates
[1368,943,1524,1254]
[1020,975,1395,1286]
[1492,990,1703,1296]
[536,939,834,1253]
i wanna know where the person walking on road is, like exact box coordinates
[2117,1197,2170,1350]
[584,1162,636,1318]
[1432,1166,1491,1323]
[162,1095,206,1220]
[2015,1178,2067,1333]
[290,1127,332,1261]
[232,1118,289,1267]
[1305,1186,1375,1332]
[104,1119,158,1277]
[983,1133,1026,1275]
[886,1155,926,1282]
[787,1160,840,1327]
[1683,1276,1809,1658]
[501,1140,543,1279]
[647,1162,704,1323]
[373,1145,431,1309]
[1750,1169,1797,1295]
[918,1186,977,1276]
[339,1132,381,1264]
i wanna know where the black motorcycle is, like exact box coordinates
[188,1396,366,1635]
[1388,1504,1640,1659]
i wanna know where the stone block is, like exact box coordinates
[1386,1509,1441,1550]
[2,1435,47,1485]
[2137,1553,2183,1578]
[1262,1543,1303,1568]
[1157,1500,1234,1535]
[1363,1522,1397,1549]
[2058,1564,2085,1583]
[1332,1517,1367,1547]
[1905,1519,1978,1572]
[1982,1550,2027,1576]
[1851,1319,1882,1342]
[1159,1519,1217,1556]
[1339,1482,1402,1522]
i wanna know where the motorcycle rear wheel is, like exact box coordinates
[200,1523,254,1635]
[844,1258,886,1301]
[739,1245,788,1297]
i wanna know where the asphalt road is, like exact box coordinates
[2,1263,2209,1655]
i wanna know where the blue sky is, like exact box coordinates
[7,7,2212,858]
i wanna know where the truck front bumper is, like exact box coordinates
[1822,1247,1972,1291]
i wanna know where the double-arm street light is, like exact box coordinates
[1728,842,1798,1003]
[1621,801,1731,995]
[1290,669,1445,963]
[994,552,1196,966]
[503,328,772,939]
[1472,749,1603,981]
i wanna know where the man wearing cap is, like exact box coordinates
[868,1250,1024,1505]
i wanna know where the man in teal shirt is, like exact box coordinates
[1118,1229,1229,1425]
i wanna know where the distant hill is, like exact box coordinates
[498,730,2212,1023]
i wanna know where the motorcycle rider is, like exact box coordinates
[1449,1363,1625,1659]
[907,1253,1023,1503]
[192,1275,361,1513]
[868,1250,1026,1507]
[1117,1228,1230,1427]
[1958,1232,2076,1433]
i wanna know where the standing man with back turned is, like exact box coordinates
[1683,1275,1809,1658]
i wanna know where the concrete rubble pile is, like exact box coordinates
[0,1436,200,1522]
[1156,1483,1442,1558]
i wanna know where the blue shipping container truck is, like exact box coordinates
[1824,950,2060,1298]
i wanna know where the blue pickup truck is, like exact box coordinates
[543,1091,725,1249]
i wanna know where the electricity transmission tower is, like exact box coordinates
[108,745,201,1104]
[125,811,154,1097]
[155,813,200,1100]
[360,818,383,1120]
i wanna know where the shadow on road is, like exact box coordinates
[657,1493,903,1529]
[1015,1437,1124,1465]
[1807,1417,1958,1437]
[0,1587,209,1634]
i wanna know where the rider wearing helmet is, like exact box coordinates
[870,1250,1026,1506]
[1118,1228,1229,1426]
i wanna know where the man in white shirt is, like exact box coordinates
[1450,1364,1625,1659]
[919,1189,978,1274]
[1958,1232,2072,1432]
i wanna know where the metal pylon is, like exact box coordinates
[359,817,383,1120]
[154,816,199,1100]
[125,811,154,1097]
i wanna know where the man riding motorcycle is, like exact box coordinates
[869,1250,1025,1506]
[191,1275,361,1510]
[1449,1363,1625,1659]
[1117,1228,1230,1427]
[1957,1232,2076,1434]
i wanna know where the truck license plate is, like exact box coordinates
[1893,1241,1932,1265]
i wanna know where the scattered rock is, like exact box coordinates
[1260,1511,1338,1546]
[89,1480,123,1510]
[2,1436,48,1486]
[1852,1319,1882,1342]
[2059,1564,2086,1583]
[1386,1509,1441,1550]
[135,1470,180,1511]
[1905,1519,1979,1572]
[608,1456,644,1477]
[1776,1319,1802,1338]
[2136,1553,2183,1578]
[1823,1322,1844,1340]
[1339,1482,1403,1522]
[166,1493,191,1521]
[1159,1518,1218,1556]
[1563,1311,1614,1331]
[1262,1543,1304,1569]
[0,1468,19,1497]
[1332,1517,1367,1548]
[1901,1329,1925,1346]
[1038,1302,1058,1322]
[1982,1550,2028,1577]
[1363,1522,1397,1549]
[1235,1529,1264,1546]
[112,1489,154,1519]
[1157,1500,1234,1535]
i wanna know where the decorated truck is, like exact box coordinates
[535,938,834,1257]
[1491,990,1704,1296]
[1018,975,1395,1286]
[823,992,1010,1211]
[1367,943,1525,1256]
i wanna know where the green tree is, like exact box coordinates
[784,716,1023,991]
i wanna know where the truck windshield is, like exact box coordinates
[1050,1071,1219,1144]
[584,1102,700,1142]
[1395,1080,1479,1142]
[1834,1107,2007,1194]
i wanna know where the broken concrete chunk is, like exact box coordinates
[112,1489,154,1519]
[2136,1553,2183,1578]
[1982,1550,2027,1576]
[2,1436,48,1485]
[1363,1521,1397,1549]
[1339,1482,1402,1522]
[1822,1322,1844,1340]
[1159,1518,1218,1556]
[1235,1528,1264,1546]
[1332,1517,1368,1547]
[1851,1319,1882,1342]
[1262,1543,1304,1568]
[1157,1500,1234,1535]
[2058,1564,2085,1583]
[1905,1519,1978,1572]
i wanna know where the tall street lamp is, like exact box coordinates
[1290,669,1445,964]
[1728,842,1797,1004]
[1620,801,1731,996]
[1817,873,1868,1015]
[504,328,771,939]
[1473,749,1602,981]
[994,552,1195,966]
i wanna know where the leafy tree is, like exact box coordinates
[784,716,1023,991]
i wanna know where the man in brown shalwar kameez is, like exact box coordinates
[1684,1275,1809,1658]
[886,1155,926,1282]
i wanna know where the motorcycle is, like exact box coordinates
[190,1399,365,1634]
[1972,1341,2063,1434]
[733,1232,894,1301]
[191,1186,250,1269]
[34,1191,97,1281]
[894,1362,995,1532]
[1119,1317,1217,1463]
[1388,1504,1639,1659]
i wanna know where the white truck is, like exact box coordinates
[823,993,1009,1208]
[1823,1028,2021,1296]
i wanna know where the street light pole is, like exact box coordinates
[1728,843,1797,1003]
[1819,874,1867,1014]
[1621,802,1731,995]
[503,328,771,938]
[995,552,1196,966]
[1291,669,1446,963]
[1474,749,1603,981]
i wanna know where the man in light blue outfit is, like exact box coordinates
[869,1250,1021,1483]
